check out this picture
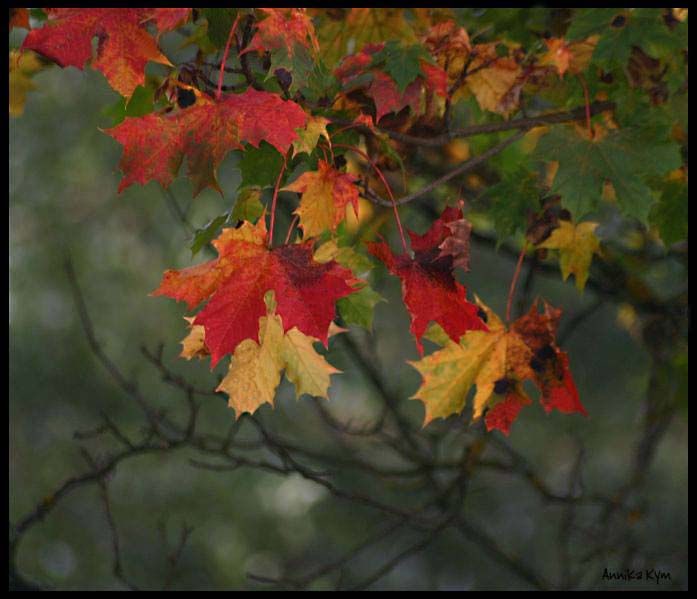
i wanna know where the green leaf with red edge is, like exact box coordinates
[104,88,307,197]
[367,206,488,355]
[21,8,173,97]
[152,218,362,367]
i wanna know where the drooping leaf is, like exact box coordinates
[537,221,602,292]
[367,206,488,355]
[21,8,172,97]
[282,160,360,238]
[217,304,341,417]
[410,298,586,433]
[534,124,682,222]
[153,218,361,367]
[104,88,307,196]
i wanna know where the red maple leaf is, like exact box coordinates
[511,300,587,417]
[243,8,319,57]
[367,206,488,354]
[104,88,307,196]
[153,219,361,367]
[335,43,447,123]
[147,8,192,35]
[20,8,172,97]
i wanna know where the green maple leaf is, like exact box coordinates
[534,125,681,223]
[238,142,285,189]
[371,41,430,92]
[484,169,541,246]
[567,8,685,69]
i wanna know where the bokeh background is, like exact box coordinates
[10,11,687,591]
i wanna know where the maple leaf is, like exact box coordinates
[283,160,360,237]
[217,304,341,417]
[244,8,319,58]
[539,37,597,78]
[423,20,472,88]
[104,88,307,196]
[153,219,361,367]
[466,43,525,117]
[537,221,602,292]
[367,206,487,355]
[147,8,192,35]
[292,115,330,157]
[437,216,473,272]
[409,298,587,434]
[312,8,417,68]
[21,8,172,97]
[335,43,447,123]
[534,124,681,222]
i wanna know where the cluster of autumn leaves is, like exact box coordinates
[10,7,633,434]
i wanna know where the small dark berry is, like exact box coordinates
[494,378,511,395]
[611,15,626,28]
[477,308,488,323]
[333,155,347,170]
[559,209,572,222]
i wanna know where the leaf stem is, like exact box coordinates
[332,143,409,255]
[216,13,241,100]
[506,242,528,323]
[284,214,299,245]
[268,161,286,249]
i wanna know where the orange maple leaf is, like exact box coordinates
[244,8,319,57]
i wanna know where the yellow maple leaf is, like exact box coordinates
[292,115,330,157]
[282,160,359,238]
[409,298,533,425]
[466,43,524,117]
[538,221,601,292]
[217,305,341,417]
